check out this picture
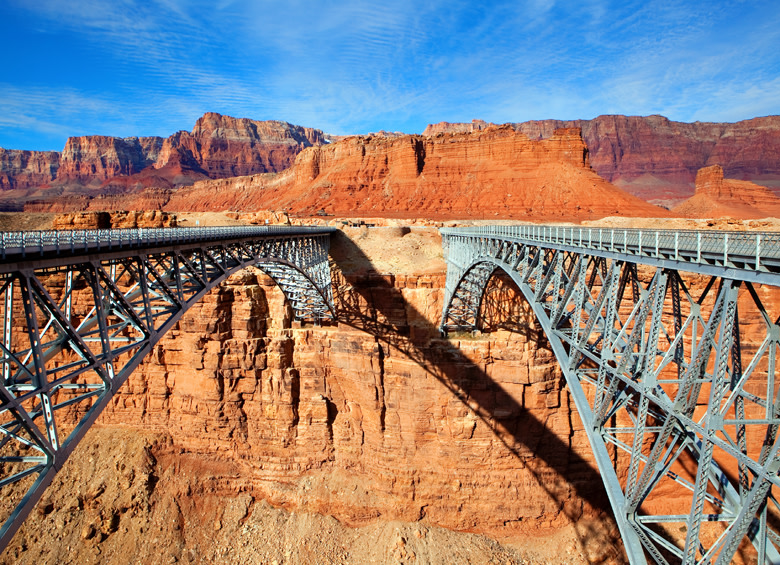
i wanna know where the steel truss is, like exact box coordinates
[441,227,780,565]
[0,226,335,549]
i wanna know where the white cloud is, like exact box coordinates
[2,0,778,148]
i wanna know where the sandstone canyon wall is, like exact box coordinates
[425,115,780,206]
[164,126,669,221]
[2,227,622,565]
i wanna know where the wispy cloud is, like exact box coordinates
[1,0,778,150]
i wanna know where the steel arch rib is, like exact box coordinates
[0,228,336,551]
[443,254,647,560]
[440,230,780,565]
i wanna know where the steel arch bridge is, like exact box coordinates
[0,225,336,549]
[441,225,780,565]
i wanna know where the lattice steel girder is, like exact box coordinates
[0,226,336,550]
[440,228,780,565]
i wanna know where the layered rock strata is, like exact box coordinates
[50,210,177,230]
[0,148,60,192]
[163,126,668,221]
[56,136,164,186]
[425,115,780,205]
[6,113,780,215]
[0,113,327,196]
[672,164,780,218]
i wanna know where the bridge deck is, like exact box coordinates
[442,224,780,285]
[1,225,337,266]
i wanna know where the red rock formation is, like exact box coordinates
[7,113,779,214]
[56,136,162,186]
[422,119,491,136]
[165,126,669,221]
[425,115,780,205]
[0,114,328,202]
[50,210,177,230]
[190,112,327,178]
[672,164,780,219]
[0,148,59,190]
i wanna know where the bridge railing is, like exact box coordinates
[0,225,336,261]
[441,224,780,271]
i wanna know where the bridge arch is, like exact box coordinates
[440,226,780,565]
[0,226,336,548]
[443,254,578,369]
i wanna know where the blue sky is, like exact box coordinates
[1,0,779,151]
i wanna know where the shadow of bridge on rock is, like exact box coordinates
[328,231,626,564]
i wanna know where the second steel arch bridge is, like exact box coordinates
[441,224,780,565]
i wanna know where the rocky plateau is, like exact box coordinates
[92,126,668,222]
[424,115,780,206]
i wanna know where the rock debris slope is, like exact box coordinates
[672,164,780,219]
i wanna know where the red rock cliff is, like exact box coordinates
[0,113,328,197]
[56,136,163,186]
[166,126,668,221]
[0,148,60,191]
[672,164,780,218]
[189,112,328,178]
[426,115,780,205]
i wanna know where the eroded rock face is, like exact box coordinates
[0,148,60,191]
[57,136,163,186]
[96,266,611,538]
[426,115,780,205]
[189,112,328,179]
[0,113,327,198]
[164,126,668,221]
[50,210,177,230]
[672,164,780,218]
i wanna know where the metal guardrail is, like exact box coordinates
[0,225,337,262]
[441,224,780,272]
